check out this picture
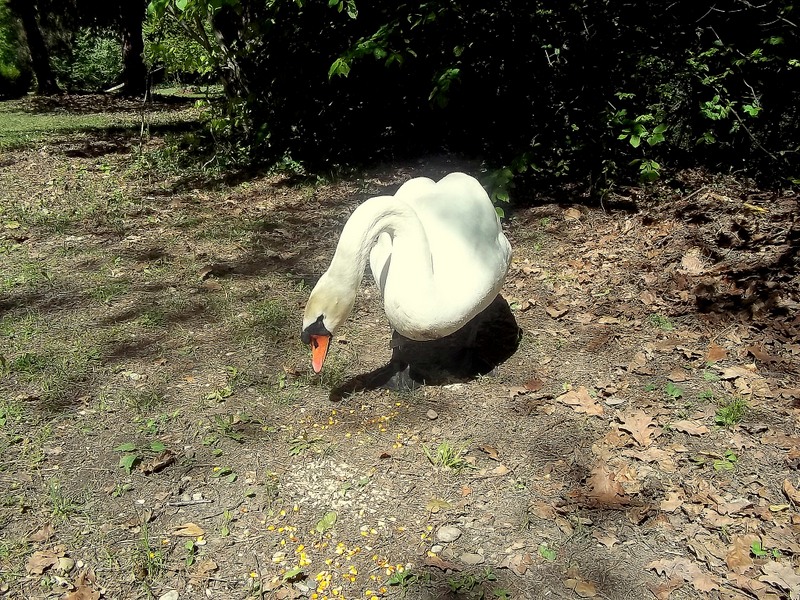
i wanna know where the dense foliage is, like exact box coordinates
[2,0,797,188]
[144,0,798,190]
[0,0,31,97]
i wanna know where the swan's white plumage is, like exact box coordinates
[302,172,511,348]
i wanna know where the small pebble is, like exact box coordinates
[426,409,438,420]
[158,592,179,600]
[460,553,485,565]
[436,525,462,543]
[431,544,443,554]
[56,557,74,573]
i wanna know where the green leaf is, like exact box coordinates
[538,543,556,561]
[283,567,304,581]
[114,442,137,452]
[175,0,189,11]
[315,510,337,534]
[119,454,139,474]
[751,540,767,557]
[150,441,166,452]
[328,58,351,79]
[629,135,641,148]
[665,382,684,399]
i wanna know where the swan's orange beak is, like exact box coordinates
[309,334,331,373]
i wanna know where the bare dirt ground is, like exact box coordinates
[0,96,798,600]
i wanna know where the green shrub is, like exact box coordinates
[0,0,32,98]
[53,28,122,92]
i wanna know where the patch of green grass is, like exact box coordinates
[38,346,101,407]
[715,397,747,427]
[132,522,165,587]
[7,351,49,378]
[288,433,327,456]
[137,308,167,329]
[47,479,84,523]
[0,310,42,342]
[387,569,420,596]
[648,313,675,331]
[0,262,54,292]
[250,299,292,337]
[89,281,129,305]
[0,110,125,151]
[445,569,501,596]
[0,398,23,427]
[664,382,684,400]
[423,441,475,473]
[121,389,165,414]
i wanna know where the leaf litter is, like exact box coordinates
[0,105,798,599]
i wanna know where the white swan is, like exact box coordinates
[301,172,512,373]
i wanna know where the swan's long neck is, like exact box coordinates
[328,196,434,297]
[318,196,444,338]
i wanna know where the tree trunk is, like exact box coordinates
[8,0,61,95]
[119,0,147,97]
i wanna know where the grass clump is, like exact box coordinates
[648,313,674,331]
[423,441,475,473]
[715,396,747,427]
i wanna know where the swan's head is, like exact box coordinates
[301,272,356,373]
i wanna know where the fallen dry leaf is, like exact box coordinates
[425,498,452,513]
[618,410,658,447]
[189,558,218,586]
[592,530,619,548]
[479,445,500,461]
[424,555,461,572]
[490,464,510,476]
[660,491,684,513]
[64,570,101,600]
[25,549,63,575]
[680,248,706,275]
[557,386,604,416]
[529,501,556,520]
[624,446,676,473]
[671,420,710,436]
[545,304,569,319]
[564,577,597,597]
[706,343,728,362]
[564,207,582,220]
[761,434,800,449]
[668,368,689,382]
[648,557,720,593]
[782,479,800,504]
[648,577,684,600]
[508,386,528,398]
[747,345,780,364]
[758,561,800,598]
[586,462,628,504]
[171,522,205,537]
[524,378,544,392]
[627,351,653,374]
[719,365,758,380]
[139,450,176,475]
[726,535,759,575]
[498,552,533,576]
[28,523,55,543]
